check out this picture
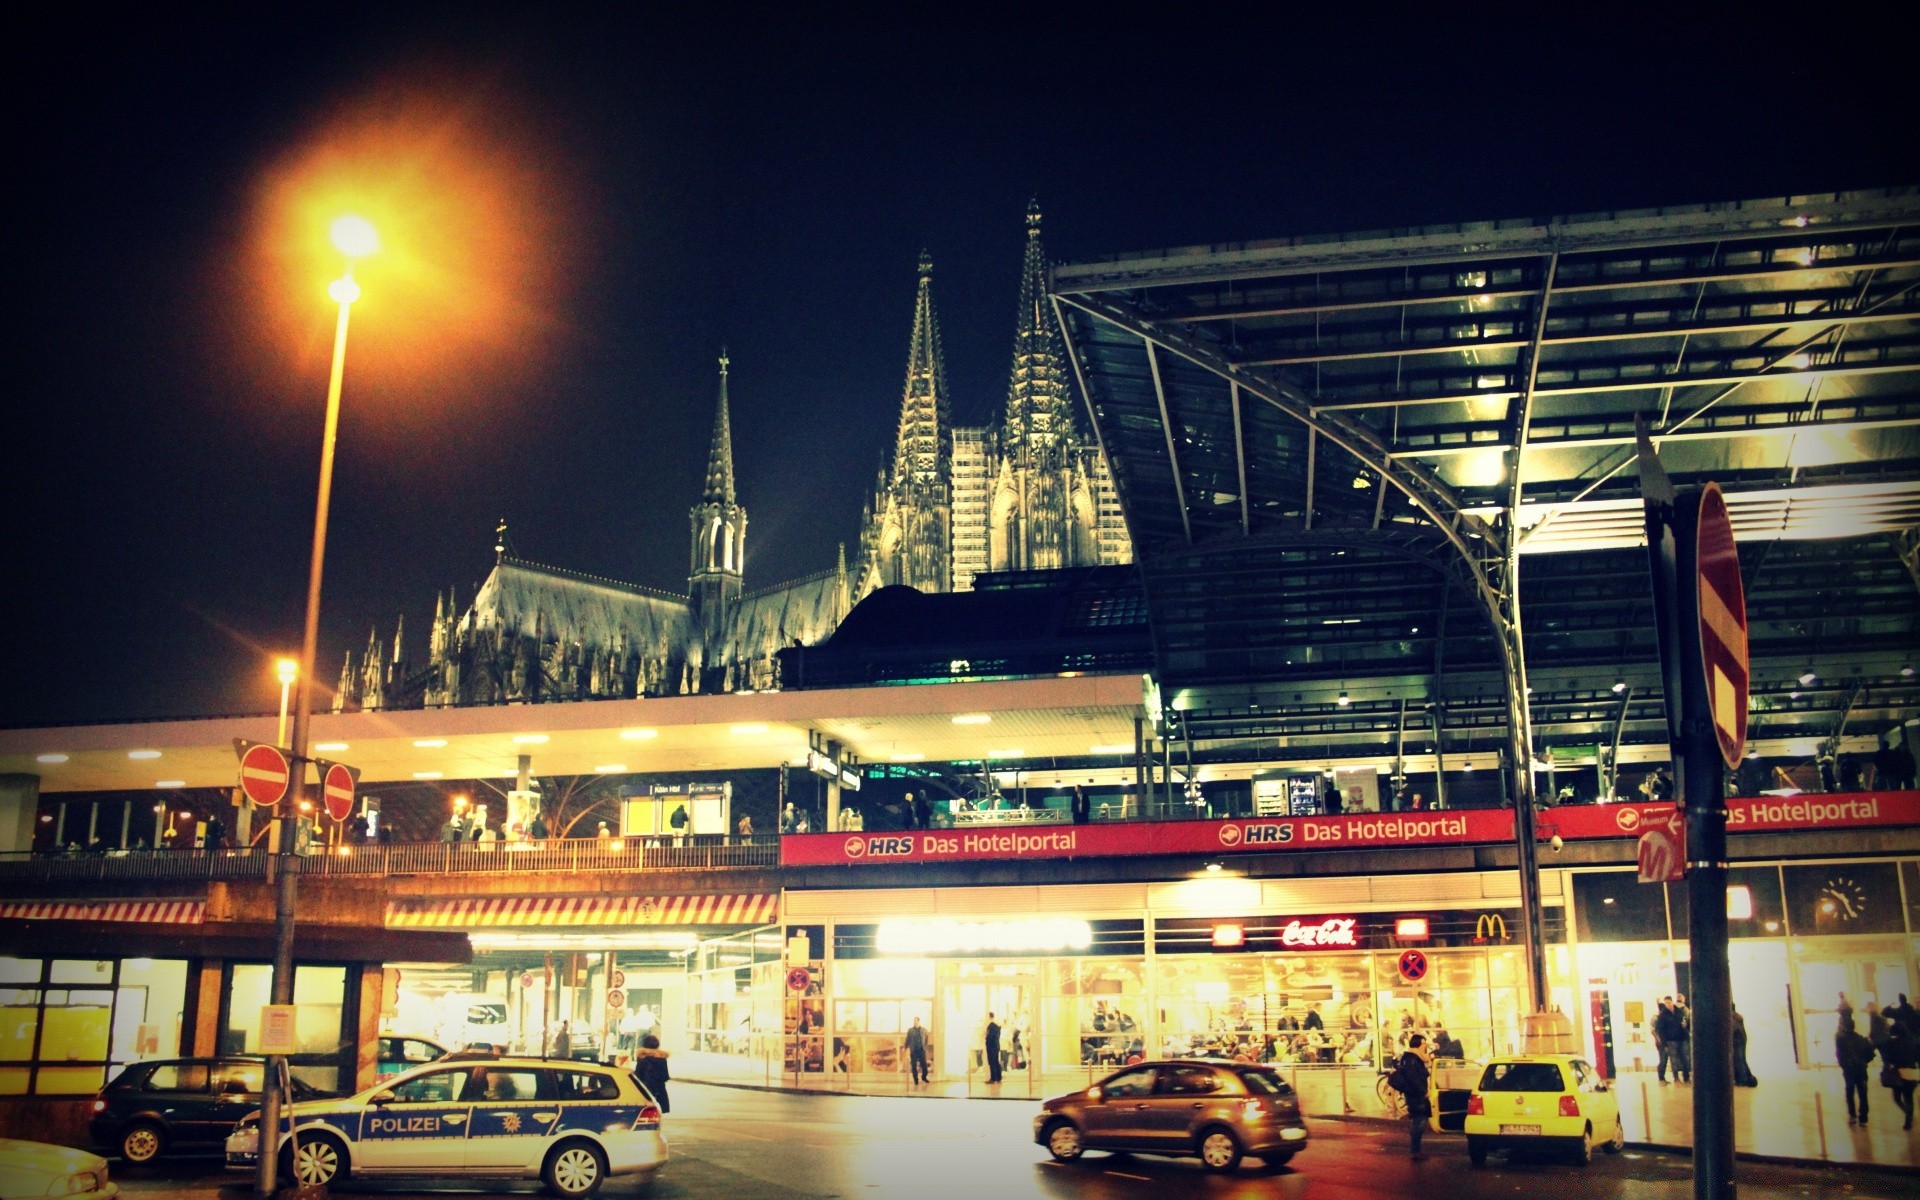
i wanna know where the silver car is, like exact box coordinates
[1034,1060,1309,1173]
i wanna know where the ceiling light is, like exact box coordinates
[1789,690,1802,700]
[313,742,348,753]
[1798,671,1817,686]
[1336,692,1350,708]
[512,734,549,744]
[1089,744,1132,755]
[594,764,627,774]
[1204,862,1222,873]
[155,781,185,789]
[951,714,992,725]
[1901,665,1915,678]
[986,749,1023,759]
[412,739,448,748]
[128,750,161,760]
[413,771,443,780]
[620,729,658,740]
[1611,680,1627,694]
[889,752,924,762]
[730,724,769,736]
[35,754,69,764]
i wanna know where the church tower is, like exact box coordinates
[861,252,954,593]
[990,201,1096,571]
[689,352,746,656]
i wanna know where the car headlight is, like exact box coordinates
[48,1171,101,1196]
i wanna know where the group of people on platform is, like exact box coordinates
[1835,991,1920,1129]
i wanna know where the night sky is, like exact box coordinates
[10,7,1911,727]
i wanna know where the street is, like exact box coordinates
[111,1081,1908,1200]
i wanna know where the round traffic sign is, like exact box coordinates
[322,762,355,823]
[1397,949,1429,983]
[606,988,626,1010]
[610,969,627,991]
[520,971,535,989]
[1694,483,1749,768]
[238,743,291,807]
[787,967,812,993]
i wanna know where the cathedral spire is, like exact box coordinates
[703,349,736,506]
[892,252,951,493]
[1004,200,1074,454]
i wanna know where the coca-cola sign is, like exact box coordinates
[1278,917,1359,949]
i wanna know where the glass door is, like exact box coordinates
[936,960,1036,1094]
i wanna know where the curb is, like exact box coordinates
[682,1077,1920,1172]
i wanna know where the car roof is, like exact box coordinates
[1482,1054,1583,1064]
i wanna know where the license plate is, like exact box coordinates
[1500,1124,1541,1136]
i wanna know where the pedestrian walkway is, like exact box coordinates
[676,1053,1920,1170]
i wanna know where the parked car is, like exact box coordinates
[89,1057,321,1164]
[0,1139,117,1200]
[1463,1054,1624,1165]
[226,1056,665,1198]
[378,1034,448,1076]
[1035,1060,1308,1173]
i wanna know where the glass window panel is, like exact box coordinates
[35,1066,104,1094]
[290,1064,341,1095]
[212,1062,263,1094]
[41,1003,110,1062]
[112,959,187,1062]
[0,1068,26,1094]
[0,1000,39,1060]
[49,961,112,986]
[222,965,271,1054]
[477,1068,541,1101]
[1783,863,1905,936]
[148,1062,209,1092]
[0,959,41,985]
[834,959,934,999]
[389,1068,471,1103]
[1574,871,1668,941]
[292,966,346,1056]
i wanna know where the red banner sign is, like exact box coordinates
[781,791,1920,868]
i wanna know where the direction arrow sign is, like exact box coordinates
[321,762,356,823]
[1694,483,1749,768]
[1637,810,1686,884]
[237,743,292,808]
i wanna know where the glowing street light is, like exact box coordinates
[257,213,378,1199]
[274,659,298,744]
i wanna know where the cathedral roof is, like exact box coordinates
[729,567,848,657]
[468,558,691,652]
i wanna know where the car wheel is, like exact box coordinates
[1044,1120,1083,1161]
[544,1139,609,1198]
[1467,1136,1489,1167]
[280,1133,347,1188]
[1573,1125,1593,1165]
[1197,1126,1243,1173]
[1605,1117,1625,1154]
[120,1123,164,1165]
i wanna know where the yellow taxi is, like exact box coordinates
[1463,1054,1623,1166]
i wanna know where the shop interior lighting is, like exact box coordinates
[951,713,992,725]
[314,742,349,753]
[128,750,161,760]
[877,917,1091,956]
[1395,917,1431,940]
[35,754,68,764]
[413,771,443,779]
[512,734,549,744]
[412,739,447,748]
[1211,924,1246,948]
[155,780,185,789]
[1726,885,1754,920]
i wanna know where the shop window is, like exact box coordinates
[1902,862,1920,933]
[0,957,188,1095]
[1573,871,1670,942]
[1667,867,1786,938]
[219,963,351,1096]
[1782,862,1905,936]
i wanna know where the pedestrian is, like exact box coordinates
[781,802,798,834]
[529,811,549,840]
[1652,999,1673,1082]
[1670,995,1693,1084]
[1835,1014,1875,1125]
[1883,1022,1919,1129]
[634,1033,671,1113]
[596,820,612,839]
[984,1012,1003,1084]
[905,1016,930,1085]
[737,813,753,839]
[441,816,462,843]
[1836,991,1855,1032]
[1394,1033,1433,1157]
[1889,994,1917,1036]
[1304,1005,1324,1032]
[551,1020,572,1060]
[1731,1004,1758,1087]
[1867,1001,1892,1053]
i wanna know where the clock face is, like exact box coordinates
[1816,875,1869,925]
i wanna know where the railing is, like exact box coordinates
[0,838,779,881]
[949,808,1072,826]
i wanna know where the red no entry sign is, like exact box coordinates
[1694,483,1749,768]
[237,743,292,807]
[322,762,356,823]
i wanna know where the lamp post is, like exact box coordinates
[276,659,298,746]
[256,214,377,1199]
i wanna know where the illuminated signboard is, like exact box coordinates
[876,918,1093,956]
[1394,917,1430,940]
[1211,924,1246,948]
[1277,917,1359,949]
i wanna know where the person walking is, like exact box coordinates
[984,1013,1003,1084]
[1653,998,1677,1083]
[1867,1001,1892,1054]
[634,1034,671,1113]
[551,1020,573,1061]
[1395,1033,1433,1157]
[1731,1004,1758,1088]
[1884,1022,1919,1130]
[1835,1014,1876,1125]
[905,1017,930,1085]
[1670,995,1693,1084]
[737,813,754,839]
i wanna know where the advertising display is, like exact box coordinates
[782,791,1920,868]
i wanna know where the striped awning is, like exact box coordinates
[385,893,777,930]
[0,900,205,924]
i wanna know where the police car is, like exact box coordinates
[225,1057,665,1197]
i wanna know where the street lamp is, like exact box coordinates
[257,214,376,1198]
[275,659,298,745]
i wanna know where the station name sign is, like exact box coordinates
[779,791,1920,868]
